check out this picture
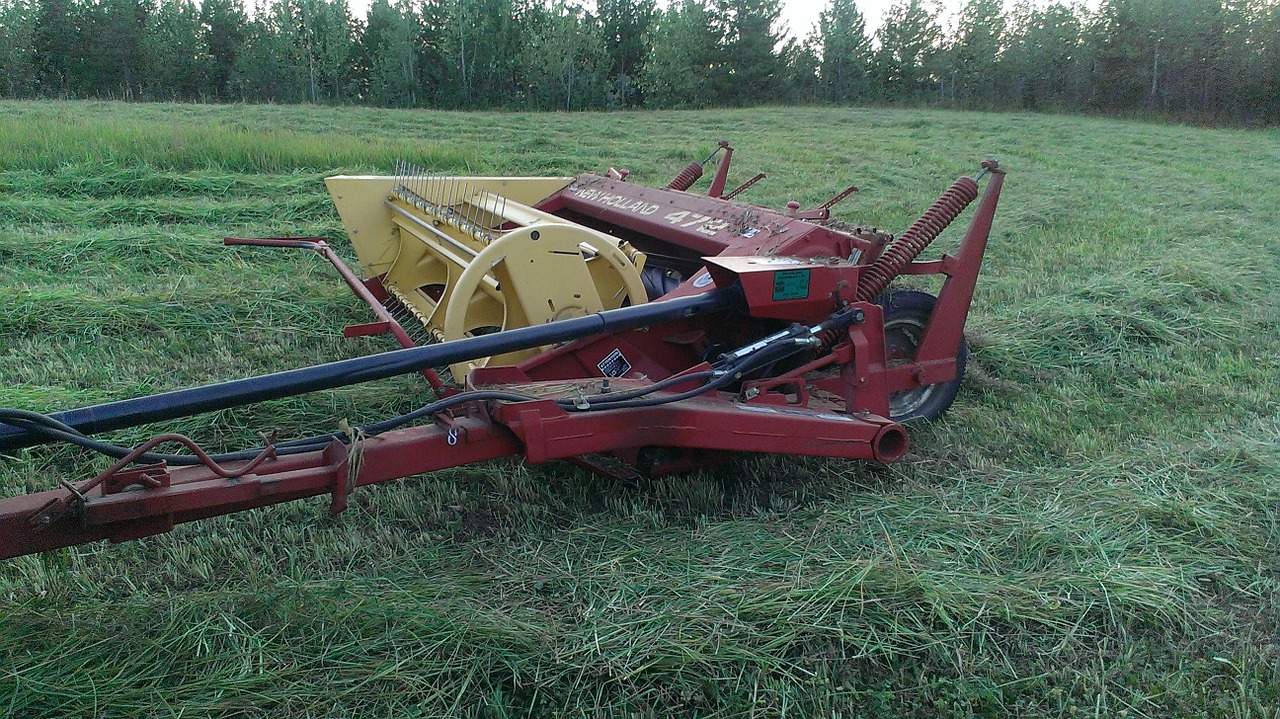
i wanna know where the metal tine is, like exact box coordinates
[461,181,471,219]
[467,185,480,230]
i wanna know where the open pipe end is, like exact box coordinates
[872,424,909,463]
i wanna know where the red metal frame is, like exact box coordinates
[0,151,1004,560]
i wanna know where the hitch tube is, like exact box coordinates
[0,289,741,452]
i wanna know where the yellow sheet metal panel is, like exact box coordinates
[325,173,648,378]
[325,175,575,276]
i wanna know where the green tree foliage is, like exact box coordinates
[596,0,656,105]
[359,0,417,107]
[1252,2,1280,120]
[232,0,306,102]
[818,0,871,102]
[96,0,150,97]
[144,0,205,99]
[295,0,358,103]
[640,0,720,108]
[779,34,821,103]
[0,0,1276,122]
[872,0,942,102]
[447,0,519,107]
[951,0,1005,104]
[1003,1,1087,110]
[518,0,607,110]
[200,0,244,99]
[713,0,784,106]
[31,0,79,94]
[411,0,450,105]
[0,0,36,95]
[1091,0,1157,110]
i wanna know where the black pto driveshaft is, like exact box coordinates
[0,290,740,453]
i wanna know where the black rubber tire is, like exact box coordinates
[878,289,967,423]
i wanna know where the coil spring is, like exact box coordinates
[811,320,846,350]
[855,176,980,302]
[667,162,704,192]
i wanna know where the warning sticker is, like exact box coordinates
[597,348,632,377]
[772,269,811,301]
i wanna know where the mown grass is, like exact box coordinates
[0,100,1277,717]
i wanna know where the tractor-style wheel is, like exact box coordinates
[879,289,967,423]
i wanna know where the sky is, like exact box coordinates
[778,0,896,38]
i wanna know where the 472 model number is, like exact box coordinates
[664,211,728,236]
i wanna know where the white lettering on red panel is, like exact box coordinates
[572,187,727,237]
[573,188,660,216]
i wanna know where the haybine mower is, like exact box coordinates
[0,143,1004,560]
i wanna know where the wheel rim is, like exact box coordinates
[441,223,648,380]
[884,314,936,419]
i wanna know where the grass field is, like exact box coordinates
[0,100,1277,718]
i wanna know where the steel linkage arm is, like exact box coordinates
[914,161,1005,367]
[0,419,522,560]
[224,236,450,396]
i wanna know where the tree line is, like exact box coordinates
[0,0,1276,122]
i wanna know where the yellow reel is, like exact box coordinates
[326,173,648,382]
[442,223,648,380]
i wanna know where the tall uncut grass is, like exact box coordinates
[0,100,1277,718]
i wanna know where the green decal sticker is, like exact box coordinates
[772,269,810,301]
